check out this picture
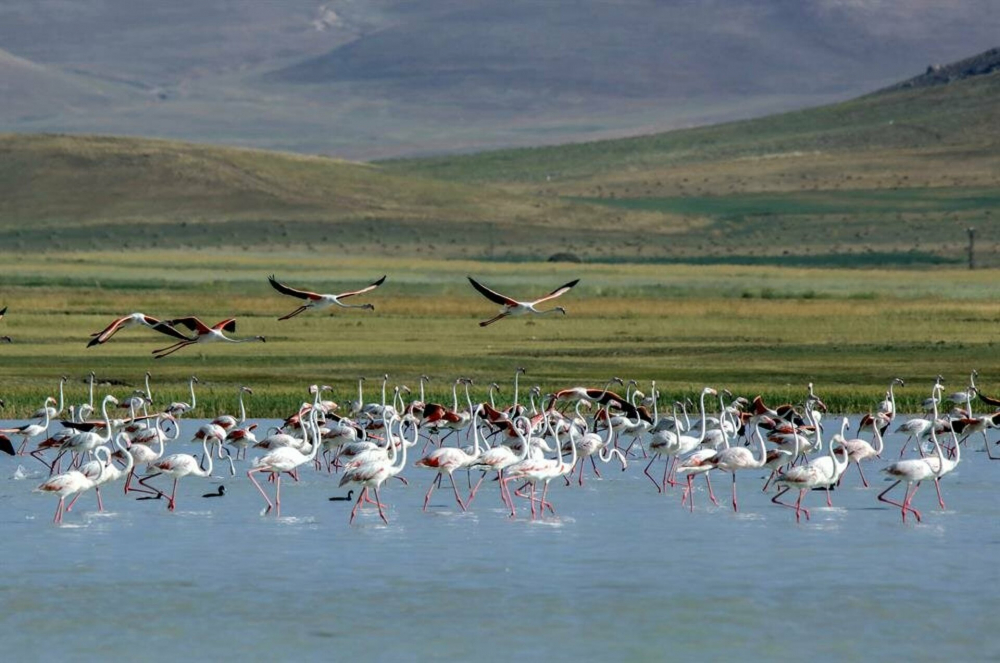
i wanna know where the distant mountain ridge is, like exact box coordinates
[885,47,1000,91]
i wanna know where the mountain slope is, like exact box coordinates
[0,133,666,258]
[1,1,999,158]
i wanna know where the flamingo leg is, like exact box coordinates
[373,485,388,524]
[273,473,281,517]
[643,456,662,493]
[793,489,810,522]
[137,472,166,499]
[591,455,602,479]
[278,305,309,321]
[855,461,869,488]
[705,473,719,506]
[349,487,365,523]
[54,497,65,524]
[449,473,467,511]
[540,481,555,515]
[933,478,946,509]
[422,476,438,511]
[730,473,739,512]
[467,474,486,505]
[67,492,81,512]
[167,477,178,511]
[247,468,274,514]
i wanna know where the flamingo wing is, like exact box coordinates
[533,278,581,304]
[164,316,213,334]
[467,277,518,307]
[0,434,14,456]
[147,318,196,342]
[268,275,321,301]
[87,315,132,346]
[336,275,387,299]
[0,305,6,321]
[211,318,238,333]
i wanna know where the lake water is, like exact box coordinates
[1,417,998,661]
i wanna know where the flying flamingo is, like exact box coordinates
[86,313,192,347]
[467,276,580,326]
[139,436,216,511]
[267,274,386,320]
[151,317,265,358]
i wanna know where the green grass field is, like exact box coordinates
[0,251,997,418]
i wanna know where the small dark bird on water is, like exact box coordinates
[329,490,354,502]
[202,485,226,498]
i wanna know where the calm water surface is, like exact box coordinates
[1,417,998,661]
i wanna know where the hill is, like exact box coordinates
[381,55,1000,267]
[1,1,999,158]
[0,133,664,260]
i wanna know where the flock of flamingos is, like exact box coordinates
[1,277,998,526]
[1,368,997,527]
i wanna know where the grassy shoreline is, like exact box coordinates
[0,251,996,418]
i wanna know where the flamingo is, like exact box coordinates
[151,317,265,358]
[914,399,961,510]
[140,436,215,511]
[467,276,580,326]
[878,424,947,523]
[837,417,884,487]
[675,447,720,512]
[569,408,626,486]
[118,414,177,494]
[211,386,253,431]
[660,387,717,489]
[414,403,485,512]
[73,371,97,422]
[504,414,578,520]
[339,414,417,524]
[49,395,119,471]
[771,431,849,522]
[267,274,386,320]
[35,462,105,524]
[86,313,192,347]
[710,421,768,512]
[246,409,322,516]
[69,433,133,512]
[1,397,55,455]
[165,376,199,417]
[467,415,532,509]
[32,377,67,420]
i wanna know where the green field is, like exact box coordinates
[0,251,997,418]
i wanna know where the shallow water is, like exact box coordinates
[1,417,998,661]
